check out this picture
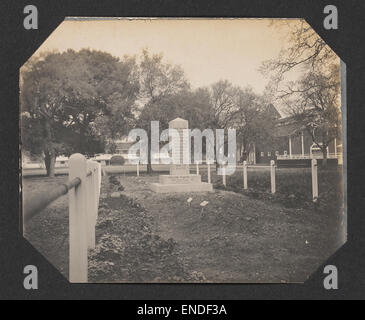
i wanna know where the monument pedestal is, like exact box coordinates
[150,174,213,193]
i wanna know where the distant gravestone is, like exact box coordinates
[150,117,213,193]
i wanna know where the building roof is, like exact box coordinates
[274,115,305,137]
[264,104,282,120]
[274,123,302,137]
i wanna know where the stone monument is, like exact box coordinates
[150,117,213,193]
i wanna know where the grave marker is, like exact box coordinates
[150,118,213,193]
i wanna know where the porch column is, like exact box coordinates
[334,138,337,157]
[301,132,304,156]
[253,143,256,164]
[289,135,292,158]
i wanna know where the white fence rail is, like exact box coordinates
[311,159,318,201]
[270,160,276,194]
[23,153,102,283]
[241,160,318,200]
[241,162,276,194]
[277,153,340,160]
[243,161,248,190]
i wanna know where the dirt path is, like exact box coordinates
[120,175,340,283]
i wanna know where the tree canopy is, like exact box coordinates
[21,49,139,175]
[21,47,281,175]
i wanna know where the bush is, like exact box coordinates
[108,175,120,185]
[110,155,125,166]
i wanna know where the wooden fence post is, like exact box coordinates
[96,162,101,212]
[270,160,276,194]
[86,161,97,250]
[243,160,248,190]
[311,159,318,201]
[69,153,88,283]
[207,162,211,184]
[222,165,226,187]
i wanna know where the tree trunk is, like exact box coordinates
[147,127,153,174]
[147,161,153,174]
[44,150,56,177]
[44,119,56,177]
[214,144,219,173]
[322,147,328,167]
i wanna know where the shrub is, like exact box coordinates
[108,175,120,185]
[110,155,125,166]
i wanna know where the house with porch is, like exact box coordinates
[250,110,342,166]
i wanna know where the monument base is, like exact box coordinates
[150,174,213,193]
[150,182,213,193]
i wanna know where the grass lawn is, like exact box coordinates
[205,166,344,215]
[22,166,345,283]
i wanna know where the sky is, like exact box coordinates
[34,18,304,95]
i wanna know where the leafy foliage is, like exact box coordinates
[110,155,126,166]
[20,49,139,175]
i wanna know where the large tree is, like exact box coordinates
[280,65,341,165]
[229,88,277,162]
[21,51,77,177]
[261,20,337,85]
[260,20,341,165]
[93,54,140,152]
[21,49,139,176]
[210,80,239,129]
[207,80,239,167]
[137,49,189,173]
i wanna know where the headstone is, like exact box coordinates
[150,117,213,193]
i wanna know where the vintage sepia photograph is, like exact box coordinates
[20,18,345,283]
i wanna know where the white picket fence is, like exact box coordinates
[213,159,319,200]
[242,159,318,200]
[232,160,277,194]
[68,153,102,283]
